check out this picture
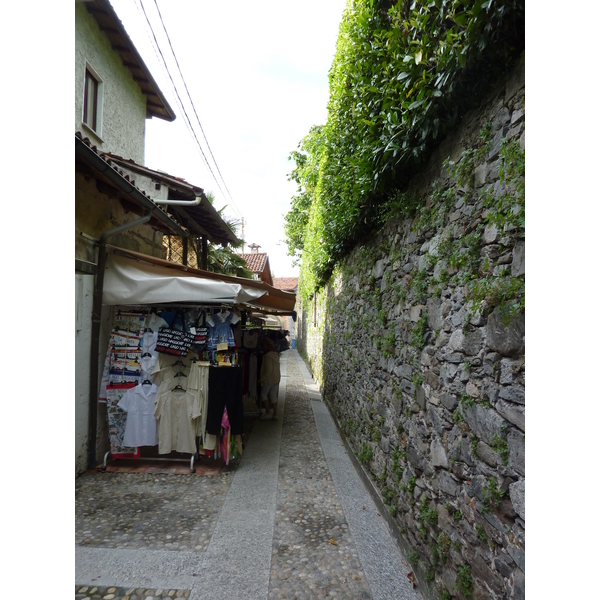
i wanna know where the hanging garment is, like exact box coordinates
[140,328,160,374]
[152,363,191,388]
[154,387,201,454]
[243,329,259,349]
[118,383,159,447]
[145,312,169,333]
[105,383,137,454]
[220,407,231,466]
[206,310,239,350]
[233,327,243,349]
[189,361,210,443]
[206,367,244,437]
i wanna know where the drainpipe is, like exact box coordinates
[88,211,152,470]
[154,190,204,206]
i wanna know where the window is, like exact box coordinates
[83,65,103,136]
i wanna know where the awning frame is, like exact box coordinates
[105,245,297,315]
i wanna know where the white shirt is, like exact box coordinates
[118,383,159,447]
[154,388,201,455]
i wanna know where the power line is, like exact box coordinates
[151,0,240,217]
[133,1,208,176]
[137,0,235,211]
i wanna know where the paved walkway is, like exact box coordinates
[76,350,423,600]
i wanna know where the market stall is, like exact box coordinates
[95,247,296,472]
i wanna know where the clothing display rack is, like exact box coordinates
[97,304,282,473]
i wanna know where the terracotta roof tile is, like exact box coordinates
[240,253,268,273]
[272,277,298,292]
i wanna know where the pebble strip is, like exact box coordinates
[268,353,372,600]
[75,586,190,599]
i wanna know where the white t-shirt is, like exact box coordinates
[118,383,159,447]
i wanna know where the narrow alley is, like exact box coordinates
[75,350,424,600]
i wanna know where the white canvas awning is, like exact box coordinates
[103,253,267,306]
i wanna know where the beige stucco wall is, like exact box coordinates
[75,2,147,163]
[75,172,165,263]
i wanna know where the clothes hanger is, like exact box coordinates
[142,379,153,385]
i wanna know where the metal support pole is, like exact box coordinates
[87,212,152,471]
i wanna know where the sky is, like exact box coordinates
[109,0,349,278]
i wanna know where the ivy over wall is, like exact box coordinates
[284,0,524,302]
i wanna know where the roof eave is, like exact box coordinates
[86,0,176,122]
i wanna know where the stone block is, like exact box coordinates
[513,567,525,600]
[415,385,426,409]
[435,470,460,496]
[507,430,525,476]
[466,381,480,398]
[441,569,457,595]
[440,393,458,412]
[492,106,511,130]
[498,385,525,405]
[496,400,524,432]
[431,438,449,468]
[373,258,386,279]
[407,445,426,471]
[488,128,505,161]
[474,163,487,187]
[448,329,465,352]
[476,441,498,468]
[505,54,525,101]
[509,478,525,521]
[483,223,500,244]
[486,309,524,357]
[410,305,424,322]
[463,404,508,445]
[511,108,524,125]
[507,541,525,572]
[511,240,525,277]
[429,405,452,435]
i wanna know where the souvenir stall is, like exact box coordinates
[95,248,296,473]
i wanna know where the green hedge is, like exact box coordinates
[284,0,524,300]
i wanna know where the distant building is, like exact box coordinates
[272,278,299,343]
[239,244,273,286]
[272,277,298,294]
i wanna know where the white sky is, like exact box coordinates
[109,0,348,278]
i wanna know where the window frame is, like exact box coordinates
[82,63,104,138]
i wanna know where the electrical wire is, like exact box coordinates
[152,0,241,218]
[133,1,206,175]
[137,0,233,207]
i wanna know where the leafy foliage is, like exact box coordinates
[286,0,524,299]
[198,193,253,278]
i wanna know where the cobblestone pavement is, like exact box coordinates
[269,353,372,599]
[75,470,235,552]
[76,351,422,599]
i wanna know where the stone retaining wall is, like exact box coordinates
[297,53,525,600]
